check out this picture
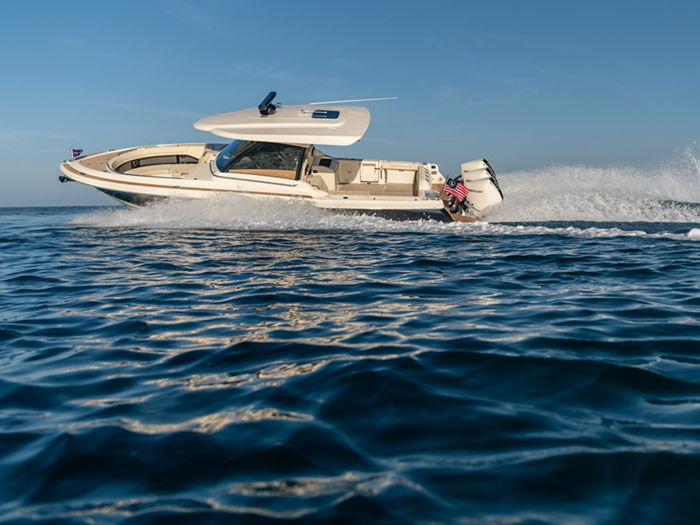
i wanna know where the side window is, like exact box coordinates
[226,143,305,179]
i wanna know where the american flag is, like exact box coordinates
[444,178,470,202]
[70,148,83,159]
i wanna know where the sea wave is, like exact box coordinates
[490,146,700,222]
[2,206,699,524]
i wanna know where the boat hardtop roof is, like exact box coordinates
[193,92,371,147]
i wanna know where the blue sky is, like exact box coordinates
[1,0,698,206]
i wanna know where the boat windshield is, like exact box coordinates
[215,140,305,179]
[215,140,247,172]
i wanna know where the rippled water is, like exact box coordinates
[1,163,699,523]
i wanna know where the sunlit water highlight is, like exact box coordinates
[1,159,699,524]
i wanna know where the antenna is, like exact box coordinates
[308,96,398,106]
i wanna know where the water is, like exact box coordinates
[1,160,699,524]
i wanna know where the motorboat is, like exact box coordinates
[59,92,503,221]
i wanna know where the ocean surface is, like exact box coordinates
[1,159,699,524]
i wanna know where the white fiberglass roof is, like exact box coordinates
[194,104,371,146]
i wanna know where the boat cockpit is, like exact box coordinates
[214,140,306,180]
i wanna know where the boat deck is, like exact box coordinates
[77,150,126,171]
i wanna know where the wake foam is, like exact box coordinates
[73,195,414,232]
[489,146,700,222]
[72,195,699,241]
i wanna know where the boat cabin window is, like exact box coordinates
[215,140,305,179]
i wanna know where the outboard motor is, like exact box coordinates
[441,158,503,221]
[460,158,503,212]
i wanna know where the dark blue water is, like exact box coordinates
[1,199,699,524]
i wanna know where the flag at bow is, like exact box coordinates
[70,147,83,160]
[444,178,470,202]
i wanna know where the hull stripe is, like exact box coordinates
[61,164,313,199]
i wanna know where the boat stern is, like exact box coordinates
[441,158,503,222]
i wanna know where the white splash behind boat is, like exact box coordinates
[59,92,503,221]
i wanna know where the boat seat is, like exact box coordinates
[310,172,336,192]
